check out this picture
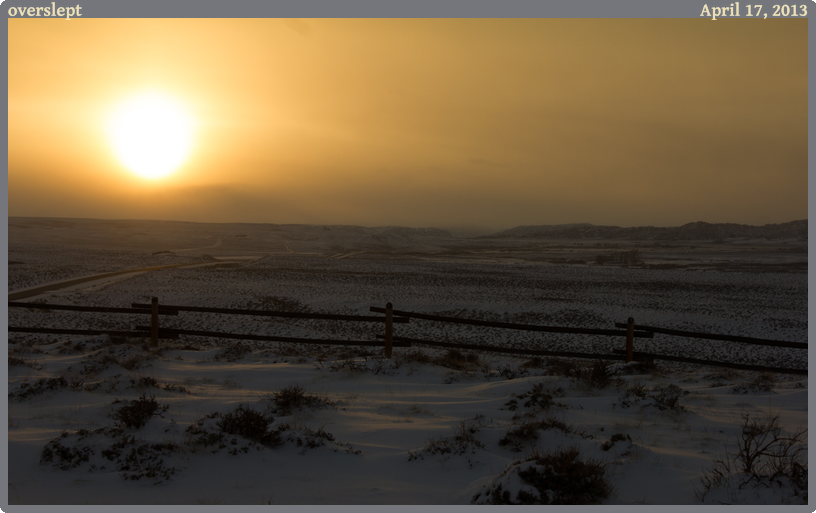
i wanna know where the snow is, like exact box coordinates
[5,222,809,506]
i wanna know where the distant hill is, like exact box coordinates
[7,217,455,253]
[487,220,808,241]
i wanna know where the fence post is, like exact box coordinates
[151,297,159,348]
[625,317,634,363]
[385,302,393,358]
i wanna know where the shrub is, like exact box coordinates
[496,364,529,380]
[127,376,159,389]
[520,357,545,369]
[8,356,43,371]
[735,412,807,482]
[545,358,584,378]
[101,434,181,482]
[472,446,613,504]
[111,394,169,429]
[267,384,335,416]
[499,417,580,453]
[186,404,288,450]
[650,384,687,412]
[40,426,181,484]
[504,382,565,415]
[408,415,487,465]
[215,343,253,362]
[546,359,622,389]
[395,350,433,366]
[40,431,93,470]
[615,359,659,376]
[117,354,151,371]
[327,358,368,374]
[436,349,481,371]
[616,381,648,408]
[582,361,623,389]
[285,426,360,455]
[601,433,632,451]
[10,376,69,401]
[730,373,776,395]
[217,405,281,446]
[695,411,807,504]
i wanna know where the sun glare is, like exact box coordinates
[108,92,193,179]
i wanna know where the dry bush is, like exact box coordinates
[545,358,585,378]
[601,433,632,451]
[266,383,335,416]
[8,355,43,370]
[504,382,566,417]
[730,373,776,395]
[499,417,582,453]
[111,394,169,429]
[582,361,624,389]
[124,376,189,394]
[186,405,284,450]
[8,356,25,366]
[216,405,281,446]
[40,426,181,484]
[616,381,648,409]
[186,404,358,456]
[435,349,481,371]
[214,343,254,362]
[695,411,807,504]
[520,357,546,369]
[394,349,434,366]
[127,376,159,389]
[39,431,93,470]
[408,415,487,466]
[472,446,613,504]
[327,357,368,375]
[615,359,660,376]
[286,426,360,455]
[546,359,622,389]
[649,384,687,412]
[9,376,69,401]
[496,364,530,380]
[617,383,687,413]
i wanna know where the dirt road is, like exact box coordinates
[8,262,211,301]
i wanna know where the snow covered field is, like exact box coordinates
[6,227,809,506]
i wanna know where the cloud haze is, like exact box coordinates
[8,19,807,231]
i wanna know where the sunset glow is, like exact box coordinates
[107,92,194,179]
[7,19,807,230]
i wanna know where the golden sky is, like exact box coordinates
[8,18,807,232]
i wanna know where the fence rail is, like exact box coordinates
[610,349,807,376]
[132,303,409,323]
[134,326,411,347]
[379,334,625,361]
[613,322,806,349]
[8,299,807,375]
[8,301,178,316]
[370,306,653,338]
[8,327,178,339]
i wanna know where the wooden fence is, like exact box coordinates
[8,299,807,375]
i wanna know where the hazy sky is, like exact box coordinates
[8,18,807,232]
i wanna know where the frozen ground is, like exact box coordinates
[8,243,213,293]
[9,254,806,371]
[5,218,809,506]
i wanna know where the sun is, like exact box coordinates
[108,92,194,179]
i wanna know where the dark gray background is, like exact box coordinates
[2,1,813,512]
